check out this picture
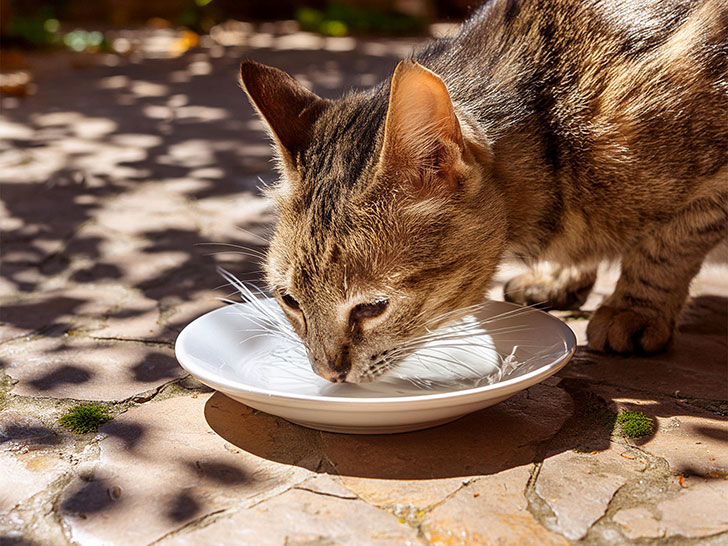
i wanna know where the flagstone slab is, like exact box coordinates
[641,411,728,478]
[1,334,181,401]
[613,477,728,539]
[164,478,421,546]
[0,281,139,343]
[421,466,568,546]
[323,383,573,508]
[0,411,71,515]
[535,448,644,540]
[0,450,70,516]
[58,394,314,546]
[613,506,665,539]
[654,476,728,538]
[583,385,728,478]
[90,290,224,344]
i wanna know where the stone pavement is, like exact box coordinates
[1,24,727,546]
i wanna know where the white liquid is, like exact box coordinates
[217,310,519,398]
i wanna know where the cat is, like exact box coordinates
[238,0,727,383]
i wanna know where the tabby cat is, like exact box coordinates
[239,0,727,383]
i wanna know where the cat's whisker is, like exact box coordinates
[233,226,272,244]
[217,269,564,393]
[479,301,549,320]
[255,176,274,191]
[412,301,488,329]
[407,298,546,337]
[238,332,286,344]
[203,251,266,262]
[197,241,269,253]
[403,349,484,380]
[394,320,533,349]
[219,270,300,341]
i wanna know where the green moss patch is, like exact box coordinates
[615,411,653,438]
[59,405,111,434]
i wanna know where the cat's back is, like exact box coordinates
[420,0,727,192]
[581,0,728,184]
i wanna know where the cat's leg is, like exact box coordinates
[504,261,597,310]
[587,194,728,354]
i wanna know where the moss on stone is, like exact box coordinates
[59,404,111,433]
[0,374,17,410]
[615,411,653,438]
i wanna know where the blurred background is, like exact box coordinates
[1,0,474,51]
[1,0,480,95]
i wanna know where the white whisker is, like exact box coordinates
[215,268,565,396]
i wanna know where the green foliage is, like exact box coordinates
[178,0,217,33]
[5,14,58,48]
[59,405,111,434]
[63,29,111,52]
[296,3,425,37]
[3,0,114,52]
[615,411,653,438]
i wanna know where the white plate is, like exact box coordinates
[175,299,576,434]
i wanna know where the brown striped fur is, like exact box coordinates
[240,0,727,382]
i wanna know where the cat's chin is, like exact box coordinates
[345,359,404,384]
[341,375,377,384]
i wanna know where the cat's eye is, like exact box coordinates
[350,299,388,326]
[281,293,300,311]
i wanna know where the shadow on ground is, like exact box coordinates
[204,295,727,480]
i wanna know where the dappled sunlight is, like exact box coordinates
[0,23,420,413]
[128,79,169,97]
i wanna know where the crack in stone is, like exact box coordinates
[0,329,49,347]
[292,487,358,500]
[523,462,562,537]
[423,477,481,515]
[123,375,213,404]
[577,444,720,545]
[313,441,430,545]
[151,472,318,545]
[356,480,476,546]
[147,508,230,546]
[4,441,103,545]
[87,335,175,349]
[0,323,61,348]
[27,472,78,546]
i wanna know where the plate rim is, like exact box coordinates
[175,300,576,408]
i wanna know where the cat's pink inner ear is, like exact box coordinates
[240,60,329,166]
[381,60,464,181]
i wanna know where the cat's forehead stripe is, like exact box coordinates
[302,91,387,192]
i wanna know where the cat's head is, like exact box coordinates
[240,59,507,382]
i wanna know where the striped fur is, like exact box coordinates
[240,0,728,381]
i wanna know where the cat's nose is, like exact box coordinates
[321,345,352,382]
[319,369,348,383]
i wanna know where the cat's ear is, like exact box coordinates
[240,60,329,168]
[379,59,464,190]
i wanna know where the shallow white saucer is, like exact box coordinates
[175,299,576,434]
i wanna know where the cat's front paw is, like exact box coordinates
[587,305,674,355]
[504,271,592,310]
